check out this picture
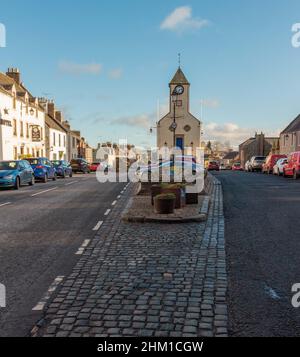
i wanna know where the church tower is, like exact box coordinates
[157,67,202,155]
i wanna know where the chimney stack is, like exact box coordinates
[6,68,21,84]
[47,101,55,117]
[55,111,62,122]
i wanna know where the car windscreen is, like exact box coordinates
[52,160,62,166]
[0,161,18,170]
[254,157,265,161]
[27,159,39,165]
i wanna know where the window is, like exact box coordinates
[26,123,29,138]
[59,134,61,147]
[64,136,66,147]
[53,153,57,160]
[41,128,43,140]
[41,149,43,157]
[20,121,24,137]
[53,132,56,146]
[72,137,75,148]
[20,147,24,156]
[27,148,30,155]
[13,147,18,160]
[13,119,17,136]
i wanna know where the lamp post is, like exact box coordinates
[171,92,178,149]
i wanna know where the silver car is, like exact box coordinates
[249,156,266,172]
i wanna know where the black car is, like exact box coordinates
[70,158,90,174]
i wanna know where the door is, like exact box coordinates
[176,137,184,151]
[18,161,26,184]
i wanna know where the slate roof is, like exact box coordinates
[170,67,190,85]
[281,114,300,134]
[45,113,68,133]
[223,151,239,160]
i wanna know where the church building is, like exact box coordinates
[157,67,202,156]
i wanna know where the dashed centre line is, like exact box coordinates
[32,276,64,311]
[93,221,103,231]
[112,200,117,206]
[0,202,11,208]
[65,181,78,186]
[31,187,58,197]
[104,209,111,216]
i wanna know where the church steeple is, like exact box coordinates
[169,67,190,85]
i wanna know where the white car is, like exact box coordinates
[245,160,251,172]
[273,158,288,176]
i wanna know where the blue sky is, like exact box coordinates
[1,0,300,148]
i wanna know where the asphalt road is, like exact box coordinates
[0,173,126,337]
[214,170,300,337]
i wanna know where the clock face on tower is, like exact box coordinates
[173,85,184,95]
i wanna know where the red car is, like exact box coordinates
[89,162,100,172]
[283,152,300,179]
[207,161,220,171]
[262,154,287,174]
[232,162,243,171]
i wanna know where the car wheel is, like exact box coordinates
[29,175,35,186]
[69,171,73,178]
[62,171,66,179]
[43,174,48,183]
[53,173,57,181]
[14,176,20,190]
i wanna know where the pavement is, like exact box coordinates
[0,174,127,337]
[214,170,300,337]
[30,175,228,337]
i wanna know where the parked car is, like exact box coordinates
[207,161,220,171]
[248,156,266,172]
[51,160,73,178]
[232,162,243,171]
[283,152,300,179]
[70,158,91,174]
[27,158,57,183]
[262,154,287,174]
[245,160,251,172]
[273,157,288,176]
[0,160,35,189]
[89,162,100,172]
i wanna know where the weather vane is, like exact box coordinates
[178,53,181,68]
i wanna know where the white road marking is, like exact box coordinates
[31,187,58,197]
[93,221,103,231]
[117,195,121,199]
[65,180,78,186]
[32,276,64,311]
[104,209,111,216]
[75,248,84,255]
[0,202,11,208]
[112,200,117,206]
[82,239,90,248]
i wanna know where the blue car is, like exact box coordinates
[0,160,35,190]
[27,158,57,183]
[51,160,73,178]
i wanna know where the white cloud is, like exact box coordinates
[203,122,252,147]
[111,114,152,130]
[108,68,123,80]
[160,6,210,33]
[59,61,102,75]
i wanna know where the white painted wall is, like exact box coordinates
[0,89,46,160]
[49,128,67,160]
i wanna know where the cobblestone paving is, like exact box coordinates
[37,177,227,337]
